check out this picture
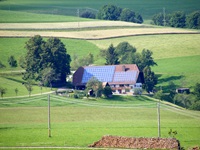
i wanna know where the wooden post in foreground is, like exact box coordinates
[48,94,51,137]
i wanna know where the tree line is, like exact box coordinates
[152,10,200,29]
[80,4,143,24]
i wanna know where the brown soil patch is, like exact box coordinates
[89,135,180,149]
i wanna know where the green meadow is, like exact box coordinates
[1,33,200,95]
[0,94,200,149]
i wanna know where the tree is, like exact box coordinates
[186,11,200,29]
[152,13,170,26]
[23,81,33,97]
[169,11,186,28]
[115,42,136,64]
[23,35,71,86]
[143,66,157,93]
[15,88,18,96]
[132,49,157,71]
[135,13,143,24]
[105,44,119,65]
[22,35,44,80]
[71,53,94,70]
[154,90,165,100]
[103,86,113,98]
[97,5,122,21]
[168,81,176,103]
[42,37,71,83]
[8,55,17,67]
[40,67,58,89]
[86,77,103,98]
[80,11,96,19]
[173,93,191,109]
[194,83,200,100]
[0,87,7,99]
[120,8,135,22]
[152,13,165,26]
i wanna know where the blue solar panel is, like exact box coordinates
[82,66,115,83]
[113,71,137,82]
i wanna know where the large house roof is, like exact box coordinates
[73,64,140,86]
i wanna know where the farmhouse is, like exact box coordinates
[73,64,144,94]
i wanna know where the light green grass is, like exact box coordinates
[0,75,51,97]
[0,95,200,148]
[0,10,93,23]
[89,34,200,60]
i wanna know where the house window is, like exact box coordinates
[120,84,124,87]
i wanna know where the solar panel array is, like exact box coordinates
[113,71,137,82]
[82,66,115,83]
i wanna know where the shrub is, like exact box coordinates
[80,11,96,19]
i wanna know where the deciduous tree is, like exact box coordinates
[186,11,200,29]
[22,35,71,86]
[169,11,186,28]
[86,77,103,98]
[0,87,7,99]
[115,42,136,64]
[97,5,122,21]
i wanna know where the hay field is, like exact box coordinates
[0,21,199,39]
[0,21,144,29]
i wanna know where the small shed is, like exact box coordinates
[176,88,190,94]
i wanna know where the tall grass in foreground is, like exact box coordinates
[0,95,200,148]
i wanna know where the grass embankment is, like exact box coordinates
[0,95,199,148]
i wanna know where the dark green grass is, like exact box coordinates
[0,0,200,22]
[0,95,200,148]
[152,55,200,90]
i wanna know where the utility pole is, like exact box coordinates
[157,102,161,138]
[77,8,80,28]
[163,7,166,26]
[48,94,51,137]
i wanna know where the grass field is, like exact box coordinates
[0,38,100,71]
[0,0,200,22]
[0,95,200,149]
[1,33,200,94]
